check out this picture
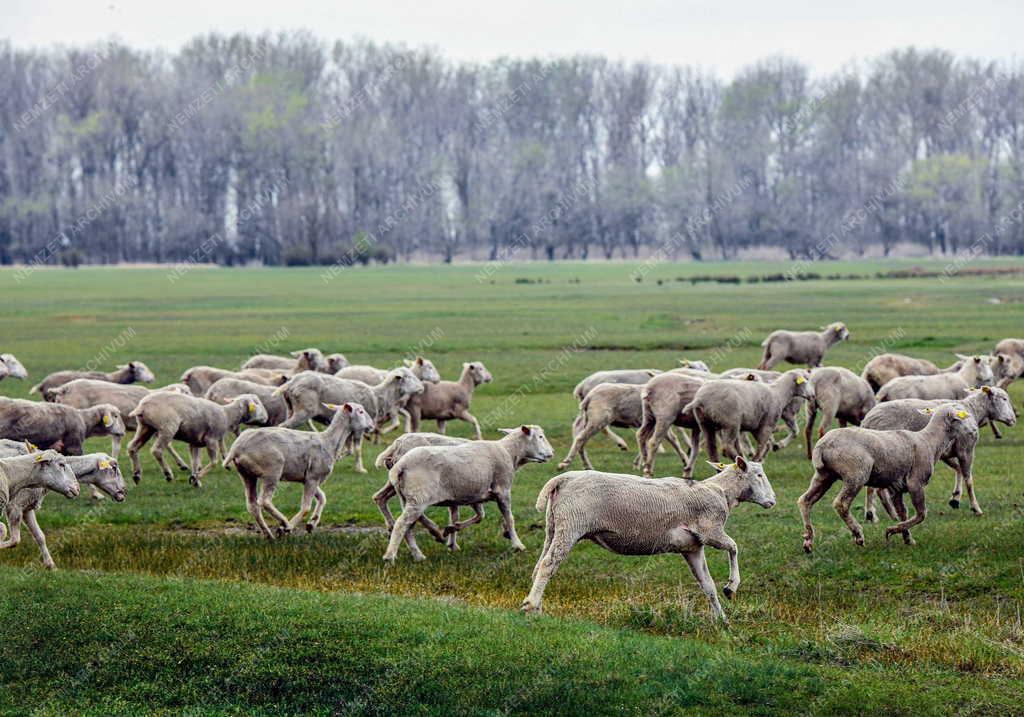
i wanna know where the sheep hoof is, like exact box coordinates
[853,535,864,547]
[520,601,541,614]
[382,556,396,565]
[442,526,457,538]
[411,553,426,562]
[865,510,876,523]
[771,443,781,452]
[305,523,315,533]
[44,562,57,571]
[132,473,141,485]
[802,541,813,553]
[188,475,202,488]
[948,498,960,509]
[723,586,735,600]
[511,543,527,552]
[275,526,291,538]
[972,508,984,516]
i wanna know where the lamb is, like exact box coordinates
[0,397,126,457]
[797,404,978,552]
[31,361,156,398]
[222,402,376,539]
[127,392,269,487]
[406,362,492,439]
[860,353,959,393]
[372,432,477,551]
[685,370,812,461]
[803,367,876,459]
[376,425,553,563]
[204,378,289,426]
[559,383,687,471]
[634,373,706,478]
[0,451,80,569]
[0,449,124,569]
[860,386,1016,519]
[242,348,329,373]
[573,369,660,401]
[0,354,28,381]
[521,456,776,624]
[876,355,993,402]
[758,322,849,370]
[276,368,424,472]
[180,366,289,396]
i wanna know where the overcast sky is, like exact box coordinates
[5,0,1020,77]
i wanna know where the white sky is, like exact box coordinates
[3,0,1020,77]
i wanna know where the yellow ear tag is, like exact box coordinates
[956,410,969,420]
[98,460,111,470]
[102,415,112,427]
[248,402,256,413]
[796,376,806,385]
[34,454,45,462]
[27,442,38,451]
[716,462,728,470]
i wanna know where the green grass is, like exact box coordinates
[2,259,1024,715]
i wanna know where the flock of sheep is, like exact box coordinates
[0,326,1021,624]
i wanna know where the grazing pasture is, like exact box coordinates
[2,258,1024,715]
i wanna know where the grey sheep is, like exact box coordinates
[0,447,124,569]
[0,354,28,381]
[336,357,442,434]
[406,362,492,439]
[797,404,978,552]
[0,451,80,569]
[276,368,424,472]
[860,386,1016,519]
[31,361,156,398]
[803,366,876,459]
[758,322,849,370]
[242,348,330,373]
[860,353,959,393]
[205,377,289,426]
[522,456,776,624]
[0,397,126,457]
[635,373,706,479]
[685,370,812,461]
[180,366,289,396]
[223,402,375,539]
[128,391,268,487]
[573,368,660,401]
[559,382,687,471]
[876,355,993,402]
[377,425,553,563]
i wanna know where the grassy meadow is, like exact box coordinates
[2,258,1024,715]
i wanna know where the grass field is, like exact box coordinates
[2,258,1024,715]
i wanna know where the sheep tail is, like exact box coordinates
[221,443,238,470]
[271,383,288,397]
[535,473,570,513]
[28,382,41,395]
[374,442,396,469]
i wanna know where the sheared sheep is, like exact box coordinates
[522,456,776,624]
[758,322,849,370]
[685,370,812,461]
[803,366,876,459]
[376,425,553,562]
[242,348,329,373]
[128,392,268,487]
[372,432,476,551]
[573,369,660,401]
[0,397,125,457]
[406,362,492,439]
[204,378,289,426]
[31,361,156,398]
[861,386,1016,519]
[336,357,442,434]
[222,402,375,539]
[860,353,959,393]
[994,339,1024,388]
[276,368,424,472]
[0,354,28,381]
[634,373,706,478]
[797,404,978,551]
[180,366,289,396]
[0,450,80,569]
[876,355,993,402]
[559,382,687,471]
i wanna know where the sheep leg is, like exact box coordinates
[722,427,744,460]
[642,420,669,477]
[306,420,320,433]
[683,426,701,479]
[287,481,318,532]
[188,445,204,487]
[444,503,485,541]
[832,482,866,546]
[946,455,964,510]
[885,486,927,543]
[168,444,190,471]
[703,425,720,463]
[635,418,654,473]
[436,420,447,434]
[258,481,292,537]
[0,511,22,550]
[797,470,835,553]
[817,403,837,442]
[683,547,726,624]
[193,439,221,481]
[878,489,900,521]
[558,417,601,470]
[111,434,122,457]
[458,410,483,440]
[383,506,426,563]
[864,488,880,523]
[963,466,982,516]
[663,428,689,468]
[521,527,577,613]
[414,512,448,543]
[445,507,462,551]
[308,487,328,530]
[989,422,1003,440]
[889,492,915,545]
[22,510,56,570]
[602,426,629,451]
[372,483,398,530]
[127,423,155,483]
[705,529,740,598]
[352,435,368,474]
[495,493,525,551]
[215,439,228,470]
[751,425,773,461]
[379,414,402,435]
[151,432,177,483]
[803,403,818,460]
[773,414,798,451]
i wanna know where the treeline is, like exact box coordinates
[1,33,1023,267]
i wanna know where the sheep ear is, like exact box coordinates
[746,373,756,380]
[955,353,969,360]
[735,455,748,471]
[678,360,689,367]
[342,403,353,413]
[290,351,302,358]
[973,356,982,364]
[416,356,424,365]
[982,385,992,394]
[521,425,531,435]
